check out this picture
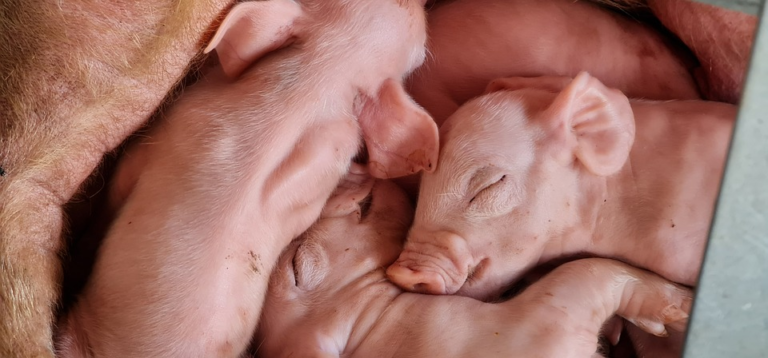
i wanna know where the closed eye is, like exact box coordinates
[292,247,300,287]
[470,175,506,204]
[289,240,328,290]
[358,191,374,220]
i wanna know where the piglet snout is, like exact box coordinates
[386,230,473,295]
[386,263,447,294]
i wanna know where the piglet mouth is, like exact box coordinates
[455,258,510,301]
[463,258,485,285]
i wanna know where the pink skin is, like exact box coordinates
[387,72,735,303]
[56,1,439,357]
[408,0,701,127]
[257,178,693,358]
[394,0,706,197]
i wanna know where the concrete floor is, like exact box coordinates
[700,0,762,14]
[683,1,767,357]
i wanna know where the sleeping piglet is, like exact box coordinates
[257,167,692,358]
[56,0,437,357]
[392,0,705,199]
[387,72,735,301]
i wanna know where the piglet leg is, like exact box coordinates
[506,258,691,358]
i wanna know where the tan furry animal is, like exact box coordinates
[0,1,232,356]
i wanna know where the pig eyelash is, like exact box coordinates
[358,191,374,220]
[353,143,369,164]
[469,175,506,204]
[292,250,300,287]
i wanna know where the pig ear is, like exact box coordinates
[485,75,574,94]
[321,163,375,218]
[204,0,302,79]
[545,72,635,177]
[358,79,440,179]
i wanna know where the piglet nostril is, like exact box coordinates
[388,229,475,295]
[386,262,447,295]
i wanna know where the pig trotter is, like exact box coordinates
[522,258,693,340]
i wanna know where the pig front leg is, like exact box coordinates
[509,258,691,357]
[0,1,232,355]
[387,258,691,358]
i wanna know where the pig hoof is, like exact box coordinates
[626,318,668,337]
[603,316,623,345]
[625,285,692,337]
[386,262,447,294]
[662,300,691,333]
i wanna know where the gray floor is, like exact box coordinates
[683,1,767,357]
[699,0,761,14]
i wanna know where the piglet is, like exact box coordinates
[388,72,734,301]
[56,0,438,357]
[257,170,692,358]
[408,0,701,127]
[393,0,705,198]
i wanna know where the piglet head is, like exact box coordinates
[387,72,636,301]
[205,0,438,179]
[258,171,414,356]
[205,0,429,80]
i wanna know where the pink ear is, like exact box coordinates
[544,72,635,177]
[204,0,302,79]
[358,79,439,179]
[320,163,375,219]
[485,75,574,94]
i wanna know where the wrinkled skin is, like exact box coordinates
[56,1,438,357]
[257,177,692,358]
[0,1,233,355]
[388,72,734,300]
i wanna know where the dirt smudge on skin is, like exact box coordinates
[248,250,261,275]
